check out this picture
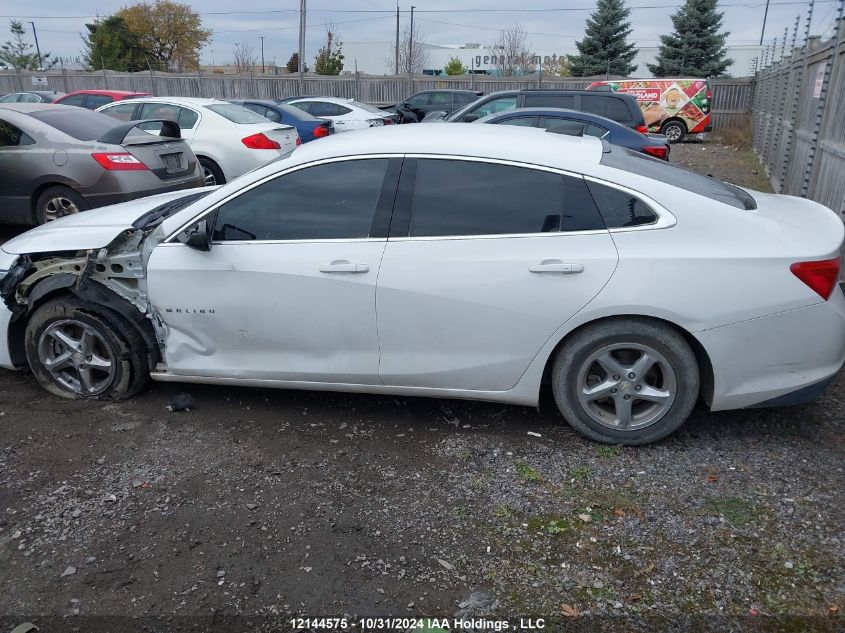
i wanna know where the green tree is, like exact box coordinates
[314,30,344,75]
[82,15,147,71]
[0,20,53,70]
[444,56,466,75]
[648,0,732,77]
[286,52,299,73]
[118,0,211,71]
[569,0,637,77]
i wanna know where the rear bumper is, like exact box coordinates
[697,288,845,411]
[81,173,205,209]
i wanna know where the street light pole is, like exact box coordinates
[395,2,400,75]
[409,5,415,74]
[29,21,42,70]
[298,0,306,94]
[759,0,771,45]
[259,36,266,74]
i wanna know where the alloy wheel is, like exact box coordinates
[576,343,677,431]
[203,166,217,186]
[37,319,116,396]
[43,196,80,222]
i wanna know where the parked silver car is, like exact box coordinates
[0,103,204,225]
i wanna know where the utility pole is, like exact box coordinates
[29,21,42,70]
[395,2,399,75]
[298,0,306,94]
[759,0,771,45]
[259,36,266,74]
[409,6,415,74]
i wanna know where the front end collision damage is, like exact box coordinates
[0,226,168,370]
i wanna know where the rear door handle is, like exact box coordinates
[528,260,584,274]
[319,260,370,274]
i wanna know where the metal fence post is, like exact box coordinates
[801,0,844,198]
[249,71,257,98]
[778,14,809,191]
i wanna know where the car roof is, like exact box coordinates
[485,107,628,126]
[289,96,355,105]
[102,96,227,106]
[0,102,77,113]
[413,89,482,95]
[289,123,603,169]
[63,89,148,96]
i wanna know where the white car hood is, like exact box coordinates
[1,189,207,255]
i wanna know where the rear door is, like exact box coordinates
[375,157,618,391]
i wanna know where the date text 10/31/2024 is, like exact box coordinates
[290,617,548,630]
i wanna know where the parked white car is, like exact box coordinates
[96,97,299,185]
[1,125,843,445]
[287,96,394,133]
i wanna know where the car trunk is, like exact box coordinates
[123,136,198,181]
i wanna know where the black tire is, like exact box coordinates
[551,318,699,445]
[34,185,90,224]
[25,297,151,400]
[660,120,687,143]
[199,157,226,186]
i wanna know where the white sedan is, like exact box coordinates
[0,125,843,445]
[96,97,299,186]
[287,96,394,133]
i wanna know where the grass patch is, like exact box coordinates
[515,460,542,483]
[527,514,572,535]
[456,448,473,461]
[493,504,513,519]
[595,445,621,459]
[702,495,761,528]
[569,465,590,481]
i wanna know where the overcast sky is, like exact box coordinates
[1,0,838,70]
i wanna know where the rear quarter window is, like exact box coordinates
[581,95,632,124]
[601,146,757,210]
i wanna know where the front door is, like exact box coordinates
[146,157,399,384]
[376,158,619,392]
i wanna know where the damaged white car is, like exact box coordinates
[1,125,845,445]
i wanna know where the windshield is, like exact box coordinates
[26,109,120,141]
[132,190,214,229]
[205,103,268,124]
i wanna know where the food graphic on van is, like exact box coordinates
[586,78,712,143]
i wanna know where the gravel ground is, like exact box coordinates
[1,143,843,632]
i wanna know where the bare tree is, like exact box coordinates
[491,24,535,77]
[233,41,257,73]
[386,24,429,75]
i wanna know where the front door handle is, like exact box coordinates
[319,260,370,274]
[529,260,584,274]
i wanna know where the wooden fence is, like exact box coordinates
[0,70,751,130]
[752,16,845,215]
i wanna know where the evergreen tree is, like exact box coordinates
[443,56,466,75]
[286,52,299,73]
[83,16,147,71]
[314,31,344,75]
[570,0,637,77]
[648,0,732,77]
[0,20,53,70]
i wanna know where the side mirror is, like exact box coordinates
[178,219,213,251]
[463,113,480,122]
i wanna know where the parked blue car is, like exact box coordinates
[230,99,334,143]
[475,107,671,160]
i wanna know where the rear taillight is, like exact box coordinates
[91,152,147,171]
[790,259,840,300]
[241,133,281,149]
[635,124,649,134]
[313,125,330,139]
[642,145,669,160]
[383,117,393,125]
[295,136,302,147]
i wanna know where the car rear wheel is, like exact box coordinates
[25,298,151,400]
[660,120,686,143]
[552,318,699,445]
[35,186,89,224]
[199,157,225,186]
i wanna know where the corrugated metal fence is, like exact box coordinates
[0,70,751,130]
[753,18,845,215]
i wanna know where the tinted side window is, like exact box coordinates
[523,94,575,108]
[140,102,179,121]
[409,160,604,237]
[473,96,517,118]
[100,102,138,121]
[543,118,586,136]
[213,159,388,241]
[177,107,199,128]
[585,123,608,138]
[86,94,114,109]
[587,181,657,228]
[406,93,430,106]
[498,116,538,127]
[58,94,86,107]
[0,119,34,146]
[581,95,632,123]
[429,92,453,105]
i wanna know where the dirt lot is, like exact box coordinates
[1,144,844,632]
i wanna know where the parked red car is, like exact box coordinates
[53,90,150,110]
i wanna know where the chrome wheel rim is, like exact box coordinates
[43,196,80,222]
[37,319,116,396]
[202,166,217,186]
[576,343,676,431]
[664,125,683,141]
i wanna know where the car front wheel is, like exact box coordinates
[25,298,151,400]
[552,318,700,445]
